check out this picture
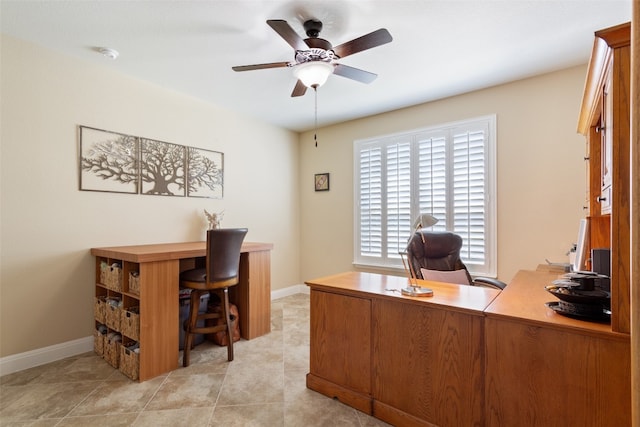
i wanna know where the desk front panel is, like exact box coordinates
[373,297,485,427]
[484,269,631,426]
[485,317,631,427]
[309,289,371,394]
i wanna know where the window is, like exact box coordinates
[354,115,497,277]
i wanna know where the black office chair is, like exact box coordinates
[179,228,248,366]
[406,230,506,290]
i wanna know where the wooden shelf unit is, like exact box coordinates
[93,256,178,381]
[577,22,631,334]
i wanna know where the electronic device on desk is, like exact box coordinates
[544,221,612,321]
[545,271,611,321]
[571,218,589,273]
[543,219,591,274]
[590,248,611,283]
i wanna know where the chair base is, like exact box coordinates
[182,287,234,367]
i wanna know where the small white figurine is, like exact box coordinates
[204,209,223,230]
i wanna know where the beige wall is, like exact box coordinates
[1,33,589,360]
[0,35,301,357]
[299,65,588,284]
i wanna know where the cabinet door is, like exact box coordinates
[600,67,613,214]
[309,290,371,394]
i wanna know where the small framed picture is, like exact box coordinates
[315,173,330,191]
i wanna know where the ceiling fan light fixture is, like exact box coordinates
[293,61,334,88]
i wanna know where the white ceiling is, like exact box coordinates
[0,0,632,132]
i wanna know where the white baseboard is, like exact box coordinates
[0,285,307,377]
[271,283,309,299]
[0,336,94,377]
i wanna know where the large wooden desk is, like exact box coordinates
[306,270,631,427]
[305,272,501,427]
[91,241,272,380]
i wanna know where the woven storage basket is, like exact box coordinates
[128,272,140,295]
[105,304,122,331]
[104,337,121,368]
[93,329,105,357]
[94,297,107,323]
[119,346,139,381]
[120,308,140,341]
[100,263,123,291]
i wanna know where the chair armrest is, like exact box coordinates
[472,276,507,290]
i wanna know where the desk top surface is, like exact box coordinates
[305,271,501,315]
[306,270,627,340]
[484,269,626,339]
[91,241,273,263]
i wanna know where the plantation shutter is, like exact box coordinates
[358,144,382,257]
[386,140,412,258]
[417,132,448,231]
[354,115,496,276]
[452,124,487,266]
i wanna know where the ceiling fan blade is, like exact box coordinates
[291,80,307,97]
[267,19,308,51]
[232,62,290,72]
[333,28,393,59]
[333,64,377,84]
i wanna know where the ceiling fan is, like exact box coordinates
[232,19,392,97]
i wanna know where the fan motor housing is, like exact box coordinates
[303,19,323,37]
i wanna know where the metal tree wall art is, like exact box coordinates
[79,126,223,198]
[187,147,223,198]
[79,128,138,194]
[140,138,185,196]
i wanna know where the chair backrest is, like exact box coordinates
[206,228,248,283]
[406,230,473,284]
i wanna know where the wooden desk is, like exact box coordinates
[306,270,631,427]
[305,272,500,427]
[91,241,272,381]
[484,270,630,427]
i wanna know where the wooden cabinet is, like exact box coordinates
[306,272,499,427]
[306,270,631,426]
[577,22,630,333]
[93,256,179,381]
[484,270,630,427]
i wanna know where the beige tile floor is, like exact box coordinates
[0,294,391,427]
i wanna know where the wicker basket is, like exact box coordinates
[105,303,122,331]
[128,272,140,295]
[94,296,107,323]
[100,263,123,291]
[93,329,105,357]
[104,336,121,368]
[119,345,139,381]
[120,307,140,341]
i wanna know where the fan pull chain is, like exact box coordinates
[314,86,318,148]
